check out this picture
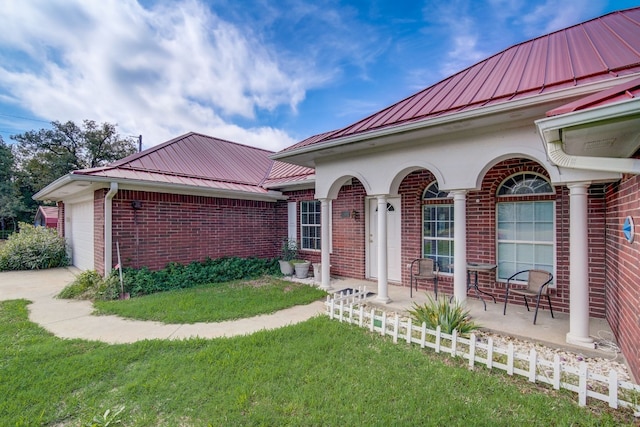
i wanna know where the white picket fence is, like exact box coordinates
[325,288,640,413]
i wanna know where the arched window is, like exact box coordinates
[496,173,554,280]
[498,172,553,196]
[422,182,453,273]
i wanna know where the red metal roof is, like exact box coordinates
[73,132,313,193]
[546,76,640,116]
[283,7,640,152]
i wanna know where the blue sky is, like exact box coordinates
[0,0,638,152]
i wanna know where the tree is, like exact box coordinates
[12,119,137,189]
[10,120,137,224]
[0,137,28,232]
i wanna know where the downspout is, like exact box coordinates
[546,140,640,174]
[104,182,118,276]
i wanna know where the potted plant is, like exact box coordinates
[279,238,298,275]
[292,259,311,278]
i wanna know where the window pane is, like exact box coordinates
[535,202,553,221]
[497,203,515,222]
[516,203,534,221]
[498,243,514,262]
[498,222,515,240]
[535,222,554,241]
[516,222,534,241]
[516,244,534,264]
[535,244,553,265]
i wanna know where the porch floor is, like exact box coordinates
[317,276,626,364]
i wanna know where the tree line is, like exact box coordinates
[0,120,137,233]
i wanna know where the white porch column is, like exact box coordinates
[319,198,332,290]
[376,195,391,303]
[566,182,595,348]
[451,190,467,304]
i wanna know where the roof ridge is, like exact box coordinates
[110,131,276,169]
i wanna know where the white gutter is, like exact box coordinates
[544,140,640,174]
[536,98,640,175]
[104,182,118,276]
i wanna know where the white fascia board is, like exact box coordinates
[273,75,640,161]
[262,177,316,191]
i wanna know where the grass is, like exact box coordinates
[93,277,327,323]
[1,299,636,426]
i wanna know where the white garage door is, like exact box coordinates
[66,200,94,270]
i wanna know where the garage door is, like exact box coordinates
[67,200,94,270]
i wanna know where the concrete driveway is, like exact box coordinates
[0,267,325,344]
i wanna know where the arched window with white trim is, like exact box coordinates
[422,181,453,273]
[496,172,555,280]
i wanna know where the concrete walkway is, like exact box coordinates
[0,267,325,344]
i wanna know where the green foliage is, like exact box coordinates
[57,270,125,301]
[121,257,280,297]
[280,238,298,261]
[0,222,69,271]
[0,137,29,230]
[408,295,480,336]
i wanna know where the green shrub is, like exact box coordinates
[0,222,69,271]
[121,257,280,297]
[58,270,122,301]
[408,295,480,336]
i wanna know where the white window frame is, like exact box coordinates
[495,172,556,284]
[300,200,321,251]
[422,182,453,273]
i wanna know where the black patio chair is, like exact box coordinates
[410,258,439,299]
[503,269,554,325]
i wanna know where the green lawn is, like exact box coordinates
[1,299,634,426]
[93,278,327,323]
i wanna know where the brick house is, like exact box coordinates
[35,8,640,380]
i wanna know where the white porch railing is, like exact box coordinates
[324,290,640,414]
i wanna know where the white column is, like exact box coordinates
[320,198,332,290]
[451,190,467,304]
[376,195,390,303]
[566,182,595,348]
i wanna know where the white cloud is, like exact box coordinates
[518,0,604,36]
[0,0,311,150]
[422,1,488,77]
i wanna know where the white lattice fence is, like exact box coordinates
[324,295,640,413]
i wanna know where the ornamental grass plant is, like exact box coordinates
[408,294,479,336]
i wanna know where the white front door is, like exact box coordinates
[368,197,401,282]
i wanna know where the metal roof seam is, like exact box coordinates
[604,16,640,58]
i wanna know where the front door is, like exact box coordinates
[368,197,401,282]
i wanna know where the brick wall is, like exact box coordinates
[56,202,65,237]
[106,190,284,271]
[94,191,105,275]
[331,181,367,278]
[605,174,640,382]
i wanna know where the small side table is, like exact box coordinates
[466,263,497,310]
